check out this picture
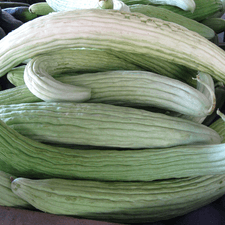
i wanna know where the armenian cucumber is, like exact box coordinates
[210,117,225,142]
[29,2,55,15]
[0,85,39,105]
[129,4,215,40]
[0,102,221,148]
[7,48,197,88]
[11,175,225,223]
[23,54,215,116]
[120,0,196,12]
[0,171,32,209]
[0,117,225,182]
[1,9,225,83]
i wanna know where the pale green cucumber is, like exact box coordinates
[173,72,216,124]
[7,48,197,88]
[7,65,26,86]
[58,71,215,117]
[1,10,225,83]
[210,117,225,142]
[157,0,225,21]
[24,62,91,102]
[0,102,221,149]
[23,51,215,116]
[108,50,197,86]
[129,4,215,40]
[0,84,197,122]
[29,2,55,16]
[0,85,39,105]
[11,176,225,223]
[0,171,32,209]
[20,47,142,102]
[0,117,225,182]
[120,0,196,12]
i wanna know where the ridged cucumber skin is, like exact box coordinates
[0,102,221,149]
[129,4,215,40]
[0,85,205,123]
[7,48,197,88]
[1,10,225,84]
[0,85,39,105]
[0,117,225,181]
[0,171,32,209]
[157,0,225,21]
[57,71,213,117]
[11,176,225,223]
[210,118,225,142]
[23,54,213,117]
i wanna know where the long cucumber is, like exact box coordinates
[11,175,225,223]
[1,9,225,83]
[0,102,221,148]
[129,4,215,40]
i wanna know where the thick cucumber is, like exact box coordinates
[1,9,225,83]
[23,56,215,117]
[0,171,32,208]
[0,102,221,148]
[11,175,225,223]
[0,117,224,182]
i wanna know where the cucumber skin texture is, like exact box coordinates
[1,9,225,83]
[0,102,221,149]
[129,4,215,40]
[0,106,225,182]
[156,0,225,21]
[0,171,32,209]
[23,54,213,117]
[11,176,225,223]
[0,85,39,105]
[210,118,225,142]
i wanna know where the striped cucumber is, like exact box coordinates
[120,0,196,12]
[11,175,225,223]
[129,4,215,40]
[0,102,221,148]
[1,9,225,83]
[0,117,225,182]
[23,54,215,116]
[0,171,32,209]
